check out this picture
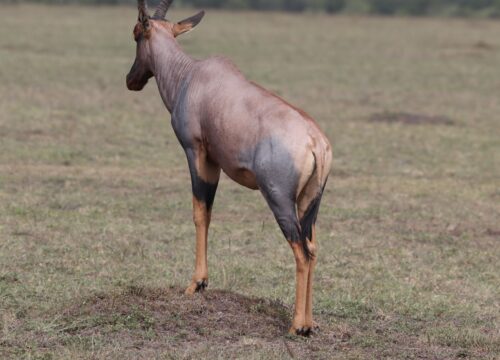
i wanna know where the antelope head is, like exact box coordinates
[126,0,204,91]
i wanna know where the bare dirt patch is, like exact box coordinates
[369,112,455,126]
[485,228,500,237]
[61,285,290,341]
[48,286,343,358]
[473,41,495,51]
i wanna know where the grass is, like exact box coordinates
[0,4,499,359]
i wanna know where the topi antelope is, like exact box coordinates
[126,0,332,336]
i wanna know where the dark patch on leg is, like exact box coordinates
[191,174,218,211]
[186,148,218,211]
[299,181,327,246]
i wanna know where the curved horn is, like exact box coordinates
[138,0,149,22]
[153,0,174,19]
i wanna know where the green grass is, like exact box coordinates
[1,4,499,359]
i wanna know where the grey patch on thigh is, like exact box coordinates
[240,137,301,241]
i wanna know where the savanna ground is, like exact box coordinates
[0,4,499,359]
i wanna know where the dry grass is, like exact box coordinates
[0,4,499,359]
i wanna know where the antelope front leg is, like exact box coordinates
[185,196,211,294]
[289,241,310,336]
[183,146,220,295]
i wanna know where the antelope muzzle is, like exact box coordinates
[126,59,153,91]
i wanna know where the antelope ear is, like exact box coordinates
[173,11,205,37]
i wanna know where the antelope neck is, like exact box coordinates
[151,37,195,113]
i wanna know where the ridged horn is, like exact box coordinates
[153,0,174,19]
[138,0,150,23]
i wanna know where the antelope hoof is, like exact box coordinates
[185,279,208,295]
[289,326,312,337]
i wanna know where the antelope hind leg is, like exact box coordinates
[304,225,318,332]
[289,241,311,336]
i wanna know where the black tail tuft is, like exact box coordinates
[299,185,325,261]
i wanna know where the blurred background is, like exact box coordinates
[2,0,500,17]
[0,0,499,359]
